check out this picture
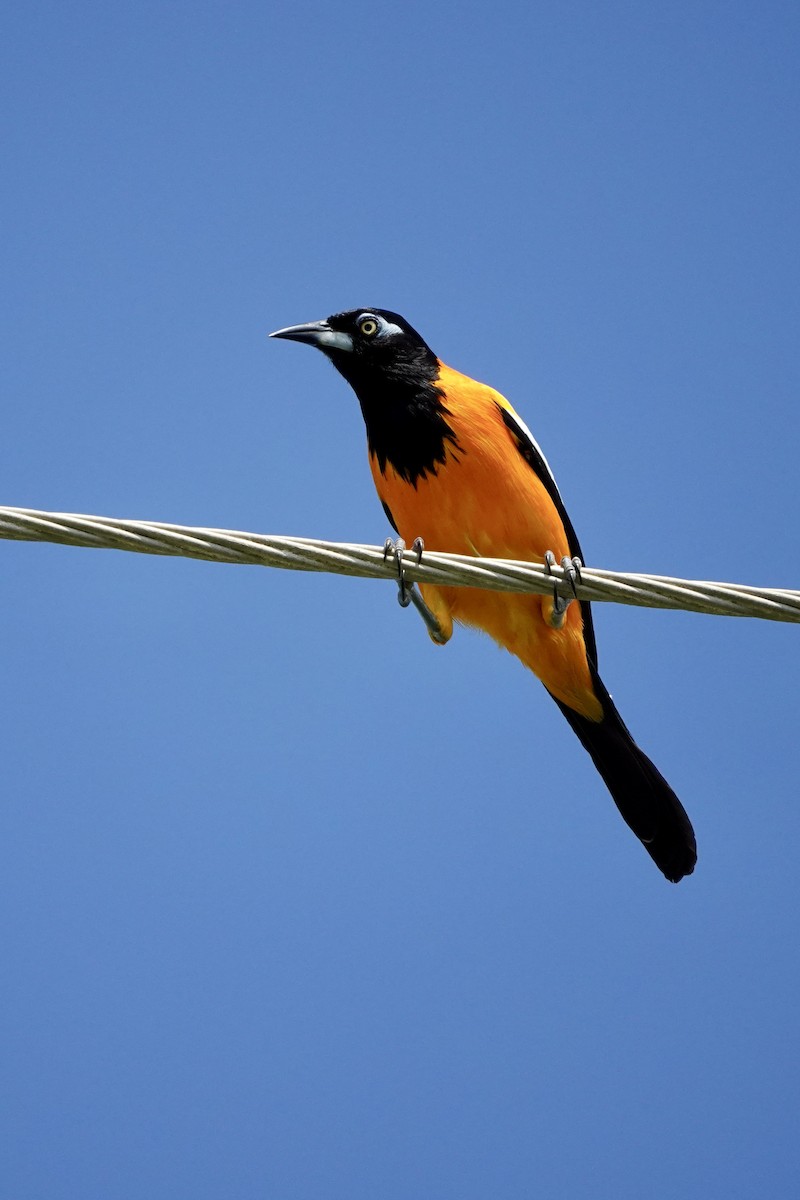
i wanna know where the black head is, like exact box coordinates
[271,308,457,484]
[270,308,438,391]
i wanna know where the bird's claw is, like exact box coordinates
[383,536,425,607]
[544,551,582,619]
[383,537,407,605]
[383,536,448,643]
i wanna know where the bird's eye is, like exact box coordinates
[358,316,379,337]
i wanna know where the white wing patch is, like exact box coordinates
[501,405,563,499]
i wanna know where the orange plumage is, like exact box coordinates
[370,363,603,720]
[272,308,697,881]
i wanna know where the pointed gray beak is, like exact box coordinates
[269,319,353,353]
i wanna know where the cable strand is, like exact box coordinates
[1,504,798,624]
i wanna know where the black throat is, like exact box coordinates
[330,348,461,486]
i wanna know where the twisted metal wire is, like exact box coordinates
[2,504,799,623]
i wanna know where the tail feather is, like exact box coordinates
[550,665,697,883]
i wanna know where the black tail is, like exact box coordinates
[550,664,697,883]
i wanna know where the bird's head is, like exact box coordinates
[270,308,437,389]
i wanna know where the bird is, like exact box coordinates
[271,308,697,882]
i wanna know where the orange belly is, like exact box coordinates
[371,364,603,721]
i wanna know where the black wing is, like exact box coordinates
[497,404,598,668]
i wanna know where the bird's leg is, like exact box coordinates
[544,551,583,629]
[383,537,450,645]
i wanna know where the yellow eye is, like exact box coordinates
[359,317,379,337]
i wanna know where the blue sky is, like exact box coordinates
[2,2,799,1197]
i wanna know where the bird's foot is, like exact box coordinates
[383,536,449,644]
[383,536,421,608]
[544,551,582,628]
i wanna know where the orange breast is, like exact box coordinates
[370,362,603,720]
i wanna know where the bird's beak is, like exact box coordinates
[269,319,353,353]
